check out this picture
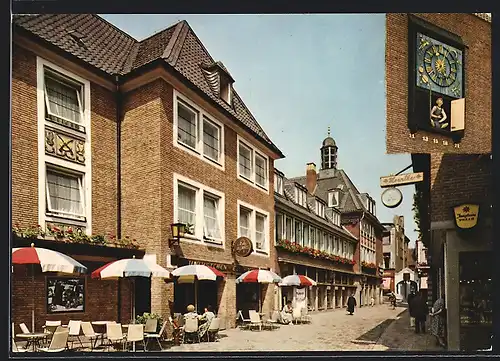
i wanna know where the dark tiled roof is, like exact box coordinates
[279,177,356,241]
[13,14,137,75]
[12,15,281,156]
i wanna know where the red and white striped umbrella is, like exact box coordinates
[12,244,87,274]
[91,258,170,279]
[171,264,225,283]
[236,269,281,284]
[11,244,87,332]
[278,274,317,287]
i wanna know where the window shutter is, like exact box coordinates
[451,98,465,132]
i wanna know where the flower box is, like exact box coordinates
[275,239,355,266]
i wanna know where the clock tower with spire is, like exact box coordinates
[321,126,338,170]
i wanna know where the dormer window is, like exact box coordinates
[220,79,232,104]
[315,200,325,218]
[328,190,339,207]
[274,172,283,195]
[201,61,234,106]
[294,186,307,207]
[332,209,341,226]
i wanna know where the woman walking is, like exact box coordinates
[430,295,446,347]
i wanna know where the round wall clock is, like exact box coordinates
[381,187,403,208]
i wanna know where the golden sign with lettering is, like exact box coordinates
[453,204,479,229]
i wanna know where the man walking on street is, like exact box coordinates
[411,290,428,334]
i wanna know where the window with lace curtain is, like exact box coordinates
[46,168,85,220]
[174,92,224,168]
[237,201,269,255]
[237,136,269,191]
[44,69,85,132]
[177,184,197,233]
[203,194,221,241]
[175,176,224,245]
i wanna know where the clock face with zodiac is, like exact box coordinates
[415,33,463,99]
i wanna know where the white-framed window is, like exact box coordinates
[285,216,293,241]
[173,174,225,246]
[294,220,303,245]
[255,213,266,251]
[173,91,225,168]
[274,172,283,195]
[328,191,339,207]
[275,213,284,243]
[332,211,341,226]
[37,57,92,233]
[45,167,85,220]
[303,224,310,247]
[237,200,270,255]
[310,227,316,249]
[237,136,269,192]
[43,69,85,132]
[294,186,308,207]
[255,153,268,188]
[316,200,325,218]
[220,80,232,104]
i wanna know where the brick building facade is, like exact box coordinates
[412,153,492,351]
[386,13,491,154]
[11,14,284,332]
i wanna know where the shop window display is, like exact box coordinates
[458,251,492,351]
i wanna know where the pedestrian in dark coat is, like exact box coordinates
[411,290,429,334]
[347,293,357,315]
[407,290,416,327]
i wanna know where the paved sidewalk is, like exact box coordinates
[371,310,444,351]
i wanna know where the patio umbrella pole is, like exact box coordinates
[195,279,198,312]
[32,264,35,332]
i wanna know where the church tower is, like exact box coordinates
[321,126,338,170]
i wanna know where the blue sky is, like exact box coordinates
[102,14,419,245]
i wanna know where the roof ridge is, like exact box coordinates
[164,20,189,65]
[94,14,138,42]
[137,20,181,43]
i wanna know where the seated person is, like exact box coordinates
[281,300,294,324]
[198,305,216,339]
[183,304,199,320]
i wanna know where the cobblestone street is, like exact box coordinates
[161,304,441,352]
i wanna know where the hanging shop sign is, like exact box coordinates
[453,204,480,229]
[380,172,424,188]
[381,187,403,208]
[232,237,253,257]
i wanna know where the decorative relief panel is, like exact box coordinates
[45,127,85,165]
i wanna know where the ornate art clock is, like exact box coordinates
[407,18,466,143]
[415,33,464,99]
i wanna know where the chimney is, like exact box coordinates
[306,162,317,194]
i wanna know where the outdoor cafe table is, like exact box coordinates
[16,332,47,351]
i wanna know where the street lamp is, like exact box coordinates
[169,223,186,247]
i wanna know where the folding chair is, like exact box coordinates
[38,330,69,352]
[248,310,263,331]
[144,318,158,335]
[12,323,28,353]
[144,320,168,351]
[292,308,302,324]
[106,323,126,352]
[265,311,281,330]
[80,322,102,350]
[125,324,146,352]
[206,318,220,342]
[67,320,84,350]
[237,310,251,329]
